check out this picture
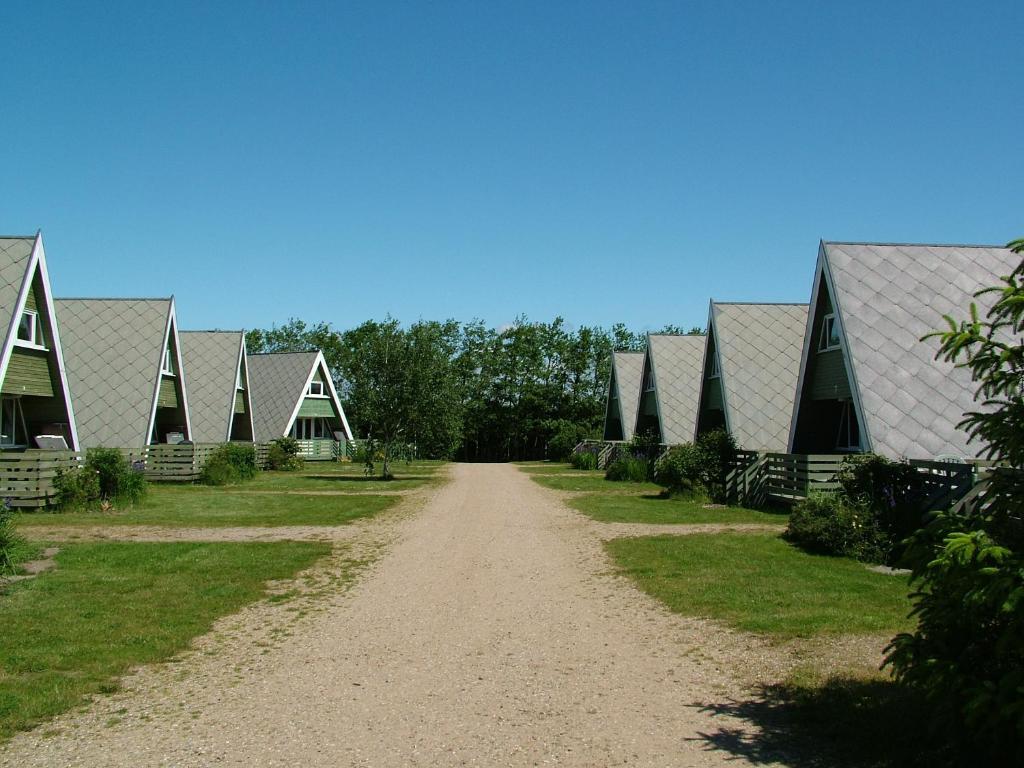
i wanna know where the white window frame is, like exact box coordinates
[161,345,176,376]
[0,397,25,447]
[643,368,655,392]
[307,380,327,398]
[835,400,860,451]
[292,417,330,440]
[818,313,841,353]
[14,309,46,350]
[708,352,720,379]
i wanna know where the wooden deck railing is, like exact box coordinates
[0,450,85,509]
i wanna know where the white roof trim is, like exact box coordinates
[144,299,192,445]
[282,351,354,441]
[230,334,256,443]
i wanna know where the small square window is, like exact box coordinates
[818,314,841,352]
[16,310,39,346]
[162,347,176,376]
[308,380,326,397]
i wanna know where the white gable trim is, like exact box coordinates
[282,351,354,441]
[230,334,256,443]
[144,299,192,445]
[0,234,81,451]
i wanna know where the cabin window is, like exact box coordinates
[307,380,326,397]
[161,346,176,376]
[0,397,24,447]
[818,314,841,352]
[835,400,860,451]
[643,368,655,392]
[236,367,244,390]
[15,310,43,348]
[292,417,330,439]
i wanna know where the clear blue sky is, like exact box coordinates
[3,1,1021,333]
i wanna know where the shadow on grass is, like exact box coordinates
[638,493,792,519]
[692,677,957,767]
[300,474,433,483]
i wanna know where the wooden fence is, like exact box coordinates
[0,450,85,509]
[123,444,224,483]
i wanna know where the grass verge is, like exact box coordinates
[530,474,663,494]
[571,493,787,525]
[0,540,329,740]
[16,488,398,528]
[606,533,912,637]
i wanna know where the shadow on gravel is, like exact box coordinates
[691,678,956,767]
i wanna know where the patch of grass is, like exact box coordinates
[0,541,328,740]
[530,474,663,493]
[16,487,398,528]
[606,534,913,638]
[571,493,787,525]
[244,460,445,492]
[515,463,583,474]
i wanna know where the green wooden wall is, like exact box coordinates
[2,349,54,397]
[157,376,179,408]
[234,390,246,414]
[298,397,336,418]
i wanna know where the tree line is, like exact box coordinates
[246,317,700,461]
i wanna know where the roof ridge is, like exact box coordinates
[647,333,705,338]
[249,350,319,356]
[823,240,1008,249]
[181,329,244,334]
[56,296,173,302]
[711,301,809,306]
[0,234,37,240]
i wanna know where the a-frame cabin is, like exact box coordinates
[602,351,644,441]
[789,241,1019,459]
[633,333,706,445]
[248,350,353,459]
[0,233,78,450]
[56,297,192,448]
[180,331,255,443]
[695,301,807,452]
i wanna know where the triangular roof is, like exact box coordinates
[55,297,190,448]
[604,351,644,441]
[706,302,808,452]
[639,334,706,445]
[248,350,353,443]
[790,241,1020,458]
[180,330,251,443]
[0,233,79,449]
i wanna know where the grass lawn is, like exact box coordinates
[0,540,329,740]
[514,463,583,474]
[606,533,913,638]
[244,460,445,492]
[571,493,788,525]
[15,486,399,529]
[530,474,663,494]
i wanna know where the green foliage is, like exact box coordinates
[652,429,738,502]
[605,456,650,482]
[266,437,304,472]
[884,240,1024,762]
[546,419,592,461]
[785,493,890,563]
[837,453,925,544]
[570,451,597,470]
[0,504,25,574]
[201,444,258,486]
[55,448,146,510]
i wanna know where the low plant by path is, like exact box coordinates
[571,493,787,526]
[606,533,913,638]
[0,540,329,740]
[16,487,399,529]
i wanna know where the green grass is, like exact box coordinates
[244,460,445,492]
[570,493,788,525]
[606,534,913,638]
[530,474,663,493]
[514,463,583,474]
[0,541,329,740]
[16,486,399,528]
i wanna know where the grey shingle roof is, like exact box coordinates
[0,237,36,348]
[819,241,1020,458]
[180,331,245,443]
[608,351,644,441]
[247,351,319,443]
[711,302,808,452]
[646,334,707,445]
[55,298,175,448]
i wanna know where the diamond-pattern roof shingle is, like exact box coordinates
[646,334,706,445]
[248,352,319,443]
[712,302,808,452]
[55,299,174,448]
[608,351,644,441]
[0,237,36,346]
[180,331,245,443]
[823,242,1020,459]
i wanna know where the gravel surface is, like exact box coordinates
[3,463,787,767]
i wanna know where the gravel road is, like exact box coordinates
[3,463,783,767]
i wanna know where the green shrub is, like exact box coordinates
[0,503,24,574]
[785,493,890,563]
[547,420,592,462]
[652,429,738,502]
[89,448,146,504]
[837,453,925,545]
[201,444,258,486]
[605,456,649,482]
[266,437,305,471]
[53,466,102,510]
[570,451,598,470]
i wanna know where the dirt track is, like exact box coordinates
[3,463,783,767]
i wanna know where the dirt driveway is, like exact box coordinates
[3,463,782,767]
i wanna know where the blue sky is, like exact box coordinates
[2,1,1021,333]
